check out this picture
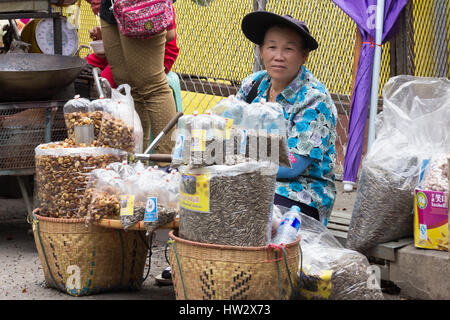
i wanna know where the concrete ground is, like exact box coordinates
[0,212,175,300]
[0,180,413,301]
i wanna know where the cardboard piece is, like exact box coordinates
[414,188,448,251]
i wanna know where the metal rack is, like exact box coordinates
[0,100,68,216]
[0,0,63,54]
[0,0,68,216]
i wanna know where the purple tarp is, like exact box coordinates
[331,0,409,183]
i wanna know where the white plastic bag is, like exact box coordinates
[273,206,384,300]
[347,76,450,253]
[98,84,136,153]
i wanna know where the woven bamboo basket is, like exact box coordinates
[31,211,149,297]
[168,230,300,300]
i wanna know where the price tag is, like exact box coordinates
[144,197,158,222]
[120,195,134,216]
[180,173,210,213]
[191,129,206,151]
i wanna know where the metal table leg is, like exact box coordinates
[16,175,32,219]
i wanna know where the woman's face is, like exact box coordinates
[259,26,308,85]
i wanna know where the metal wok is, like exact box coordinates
[0,53,87,101]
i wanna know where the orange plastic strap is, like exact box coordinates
[362,35,382,48]
[265,243,286,263]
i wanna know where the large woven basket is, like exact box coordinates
[32,211,149,297]
[168,230,300,300]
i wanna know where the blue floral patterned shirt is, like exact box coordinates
[236,66,337,220]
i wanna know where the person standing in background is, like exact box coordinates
[86,0,178,157]
[86,3,179,88]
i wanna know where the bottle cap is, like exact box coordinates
[291,205,301,213]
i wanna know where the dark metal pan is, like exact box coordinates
[0,53,87,101]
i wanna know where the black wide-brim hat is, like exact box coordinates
[241,11,318,51]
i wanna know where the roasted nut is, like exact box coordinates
[64,111,104,140]
[35,143,126,219]
[97,113,135,153]
[84,191,120,225]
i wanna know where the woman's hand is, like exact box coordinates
[89,26,102,41]
[166,28,176,42]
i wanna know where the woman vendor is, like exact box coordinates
[237,11,337,224]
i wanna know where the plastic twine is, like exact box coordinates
[168,239,187,300]
[33,214,65,292]
[268,243,297,299]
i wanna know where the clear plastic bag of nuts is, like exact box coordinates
[63,95,94,139]
[118,165,178,232]
[34,142,128,219]
[285,207,384,300]
[89,97,112,140]
[211,96,248,165]
[85,169,125,226]
[140,169,179,235]
[97,84,136,153]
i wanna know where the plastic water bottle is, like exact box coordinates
[272,206,301,245]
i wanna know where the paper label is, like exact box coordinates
[280,216,301,231]
[191,129,206,151]
[225,118,234,139]
[239,129,247,155]
[120,195,134,216]
[172,134,184,160]
[144,197,158,222]
[179,173,210,213]
[299,265,332,300]
[419,224,427,240]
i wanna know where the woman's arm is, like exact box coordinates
[277,154,312,179]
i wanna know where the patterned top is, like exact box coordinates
[236,66,337,220]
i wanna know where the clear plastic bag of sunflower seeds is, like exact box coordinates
[272,206,384,300]
[188,111,226,168]
[243,100,291,168]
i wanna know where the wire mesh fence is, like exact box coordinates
[0,106,67,171]
[70,0,448,177]
[169,0,392,177]
[411,0,449,78]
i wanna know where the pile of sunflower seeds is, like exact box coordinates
[298,250,384,300]
[328,252,384,300]
[346,161,417,253]
[189,115,226,168]
[120,205,146,230]
[179,164,276,246]
[144,205,178,235]
[298,254,384,300]
[245,129,291,168]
